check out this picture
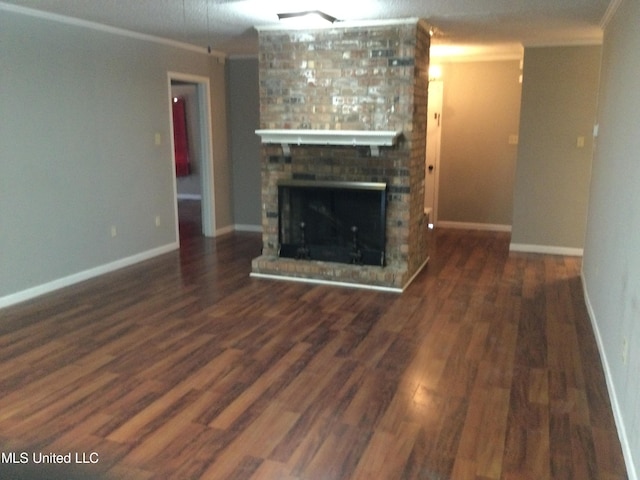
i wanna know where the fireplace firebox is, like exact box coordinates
[278,180,387,266]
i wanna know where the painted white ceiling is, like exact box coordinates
[1,0,610,57]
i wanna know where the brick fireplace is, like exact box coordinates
[251,19,430,291]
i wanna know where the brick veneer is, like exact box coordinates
[251,19,430,290]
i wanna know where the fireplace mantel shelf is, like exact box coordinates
[255,129,402,156]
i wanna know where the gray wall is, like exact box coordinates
[511,46,601,251]
[438,60,522,228]
[0,7,231,303]
[227,57,261,229]
[583,0,640,475]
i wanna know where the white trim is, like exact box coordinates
[0,243,178,309]
[249,273,403,293]
[601,0,625,29]
[0,1,226,58]
[176,194,202,201]
[215,225,236,236]
[437,221,512,232]
[521,37,603,48]
[403,257,430,290]
[425,80,442,224]
[250,257,428,293]
[197,78,217,238]
[256,17,420,32]
[218,224,262,236]
[255,129,402,157]
[581,271,639,480]
[255,129,401,147]
[228,54,259,60]
[509,243,583,256]
[235,224,262,233]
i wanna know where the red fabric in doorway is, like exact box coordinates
[172,97,190,177]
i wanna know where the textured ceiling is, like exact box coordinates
[0,0,610,56]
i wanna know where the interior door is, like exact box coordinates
[425,79,443,227]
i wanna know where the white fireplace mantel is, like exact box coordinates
[255,129,402,157]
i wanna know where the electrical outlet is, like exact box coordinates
[155,216,161,227]
[622,337,629,365]
[111,226,117,238]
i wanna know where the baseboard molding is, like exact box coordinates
[403,256,430,290]
[0,2,224,57]
[176,194,202,200]
[581,271,638,480]
[250,272,405,293]
[215,224,236,236]
[509,243,583,256]
[234,224,262,233]
[0,243,179,309]
[250,257,429,294]
[1,225,260,309]
[436,221,512,232]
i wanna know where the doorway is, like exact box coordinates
[167,72,216,242]
[425,79,443,228]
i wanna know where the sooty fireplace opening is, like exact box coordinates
[278,180,387,266]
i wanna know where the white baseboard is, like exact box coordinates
[250,257,429,294]
[234,224,262,233]
[0,243,179,309]
[215,224,236,236]
[581,271,638,480]
[403,256,429,290]
[176,194,202,200]
[215,224,261,236]
[436,221,512,232]
[509,243,583,256]
[249,272,404,293]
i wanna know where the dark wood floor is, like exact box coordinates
[0,220,628,479]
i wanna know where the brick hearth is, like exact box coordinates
[251,19,430,291]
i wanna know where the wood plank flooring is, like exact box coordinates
[0,225,628,479]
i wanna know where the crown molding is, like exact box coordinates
[600,0,624,29]
[255,17,420,32]
[0,1,226,59]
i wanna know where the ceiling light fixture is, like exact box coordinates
[277,10,338,25]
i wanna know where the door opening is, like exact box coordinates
[425,79,443,228]
[168,72,216,242]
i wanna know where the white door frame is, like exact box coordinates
[167,71,216,239]
[425,79,443,227]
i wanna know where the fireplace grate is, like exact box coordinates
[278,180,387,267]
